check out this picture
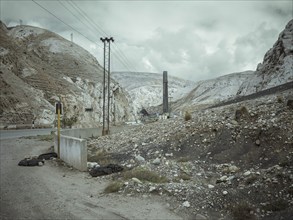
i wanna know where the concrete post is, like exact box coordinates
[163,71,168,114]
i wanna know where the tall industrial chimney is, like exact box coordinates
[163,71,168,114]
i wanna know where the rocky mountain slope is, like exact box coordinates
[0,21,134,128]
[88,86,293,220]
[171,71,254,111]
[237,19,293,96]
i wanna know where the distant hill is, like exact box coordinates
[112,71,196,113]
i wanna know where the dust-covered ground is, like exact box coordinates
[0,137,182,220]
[88,89,293,220]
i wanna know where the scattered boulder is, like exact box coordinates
[222,165,240,173]
[152,158,161,165]
[222,191,228,195]
[235,106,249,121]
[244,171,251,176]
[132,177,143,184]
[135,155,145,163]
[195,214,208,220]
[182,201,190,208]
[287,99,293,109]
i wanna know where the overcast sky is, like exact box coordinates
[1,0,292,81]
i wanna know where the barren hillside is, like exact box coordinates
[0,21,134,127]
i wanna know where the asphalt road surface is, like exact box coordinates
[0,135,182,220]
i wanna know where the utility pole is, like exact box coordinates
[70,33,73,46]
[100,37,114,135]
[107,37,114,134]
[100,38,107,135]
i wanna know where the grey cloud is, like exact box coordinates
[1,1,291,82]
[234,22,279,68]
[261,1,293,19]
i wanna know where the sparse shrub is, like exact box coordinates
[178,173,191,181]
[245,175,258,185]
[230,202,256,220]
[279,159,291,167]
[235,106,249,121]
[23,134,54,141]
[286,187,293,195]
[104,181,122,193]
[177,156,191,163]
[123,168,168,183]
[184,111,192,121]
[37,134,54,141]
[276,96,284,103]
[264,199,288,211]
[62,116,78,128]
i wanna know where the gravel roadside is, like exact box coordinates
[0,137,182,220]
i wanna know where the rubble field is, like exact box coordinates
[87,89,293,220]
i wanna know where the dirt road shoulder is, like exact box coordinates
[0,137,182,220]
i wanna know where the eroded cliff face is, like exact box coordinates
[0,22,134,127]
[237,19,293,96]
[258,19,293,78]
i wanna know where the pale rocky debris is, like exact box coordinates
[87,86,293,220]
[182,201,190,208]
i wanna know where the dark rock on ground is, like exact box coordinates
[38,152,58,160]
[89,164,123,177]
[18,158,44,166]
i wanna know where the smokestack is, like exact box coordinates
[163,71,168,114]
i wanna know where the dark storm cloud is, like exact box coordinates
[261,1,293,18]
[234,22,279,68]
[1,0,292,81]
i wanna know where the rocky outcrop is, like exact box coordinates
[237,19,293,95]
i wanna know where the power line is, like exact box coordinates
[31,0,98,45]
[57,0,101,49]
[32,0,141,75]
[68,0,139,73]
[69,0,108,37]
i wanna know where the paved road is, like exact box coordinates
[0,128,55,140]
